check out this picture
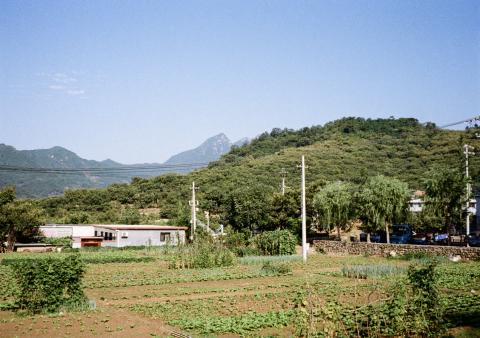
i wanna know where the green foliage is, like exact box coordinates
[170,310,295,335]
[167,240,235,269]
[253,229,297,255]
[423,167,466,231]
[313,181,356,238]
[239,254,302,265]
[119,207,141,224]
[296,259,445,337]
[341,264,406,279]
[269,190,301,233]
[30,117,477,235]
[2,254,87,313]
[358,175,410,241]
[0,187,44,251]
[40,236,73,247]
[261,261,292,275]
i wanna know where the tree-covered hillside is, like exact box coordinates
[36,117,480,229]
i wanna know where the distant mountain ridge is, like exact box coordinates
[164,133,247,165]
[0,133,248,197]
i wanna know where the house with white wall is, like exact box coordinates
[93,225,187,248]
[41,224,187,248]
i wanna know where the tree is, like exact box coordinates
[269,190,301,234]
[358,176,410,243]
[313,181,357,240]
[226,185,273,232]
[0,187,43,251]
[423,167,466,236]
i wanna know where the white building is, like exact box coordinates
[40,224,187,248]
[40,224,97,248]
[93,225,187,248]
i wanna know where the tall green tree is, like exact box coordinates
[358,176,410,243]
[423,167,466,235]
[0,187,43,251]
[313,181,357,240]
[269,190,301,234]
[226,185,273,232]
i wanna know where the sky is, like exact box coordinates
[1,0,479,164]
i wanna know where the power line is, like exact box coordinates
[439,115,480,129]
[0,162,209,176]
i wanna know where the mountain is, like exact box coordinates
[164,133,234,165]
[36,117,479,225]
[0,144,126,197]
[0,133,248,197]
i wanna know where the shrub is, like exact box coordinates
[168,241,235,269]
[261,261,292,275]
[253,229,296,255]
[2,254,87,313]
[40,236,73,247]
[232,246,262,257]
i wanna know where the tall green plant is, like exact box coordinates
[253,229,296,255]
[358,175,410,243]
[313,181,357,239]
[423,167,466,234]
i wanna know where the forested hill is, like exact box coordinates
[37,117,479,225]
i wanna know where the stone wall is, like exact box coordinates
[313,240,480,260]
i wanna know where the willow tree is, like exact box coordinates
[358,175,410,243]
[423,167,466,234]
[313,181,356,240]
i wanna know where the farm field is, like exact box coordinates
[0,250,479,337]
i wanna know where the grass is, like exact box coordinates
[238,255,302,265]
[1,252,479,337]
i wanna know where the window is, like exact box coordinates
[160,232,171,243]
[94,230,98,237]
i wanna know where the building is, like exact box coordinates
[40,224,187,248]
[40,224,98,248]
[93,225,187,248]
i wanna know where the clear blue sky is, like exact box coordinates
[1,0,479,163]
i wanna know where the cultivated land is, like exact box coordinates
[0,250,479,337]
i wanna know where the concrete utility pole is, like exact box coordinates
[280,168,287,195]
[464,144,474,236]
[298,156,307,263]
[189,181,199,241]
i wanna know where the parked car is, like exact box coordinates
[390,224,413,244]
[411,232,433,245]
[359,231,386,243]
[467,233,480,247]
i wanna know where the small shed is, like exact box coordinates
[93,225,187,248]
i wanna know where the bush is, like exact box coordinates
[232,246,262,257]
[261,261,292,275]
[168,241,236,269]
[40,236,73,247]
[2,254,87,313]
[253,230,296,255]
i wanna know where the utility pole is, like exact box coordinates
[189,181,199,241]
[464,144,474,237]
[298,156,307,263]
[280,168,287,195]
